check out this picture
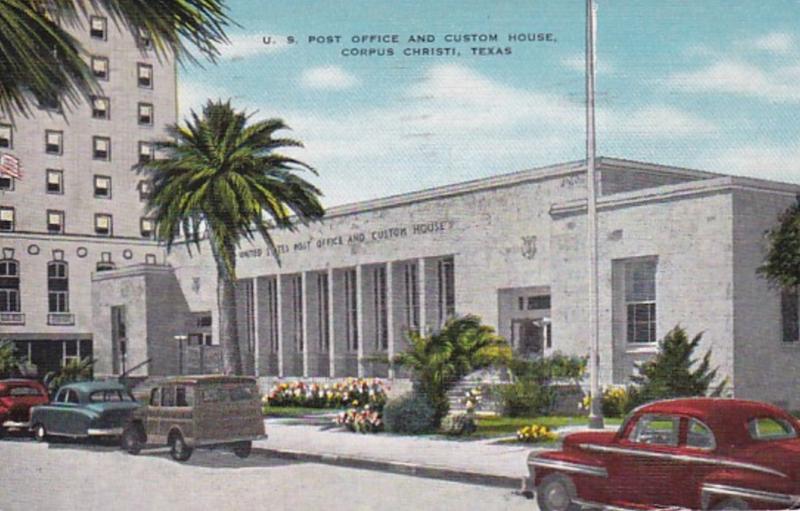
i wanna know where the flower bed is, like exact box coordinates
[516,423,558,443]
[264,378,387,409]
[334,404,383,433]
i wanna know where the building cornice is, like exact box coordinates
[2,231,161,247]
[91,263,174,281]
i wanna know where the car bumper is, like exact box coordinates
[192,434,267,447]
[87,427,124,437]
[2,420,30,429]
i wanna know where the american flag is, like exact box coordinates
[0,153,21,179]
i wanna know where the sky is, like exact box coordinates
[180,0,800,207]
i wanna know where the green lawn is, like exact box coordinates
[263,406,342,418]
[476,415,623,438]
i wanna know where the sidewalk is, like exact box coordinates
[254,418,535,489]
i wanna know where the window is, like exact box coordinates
[437,256,455,326]
[403,263,419,332]
[137,63,153,88]
[528,295,551,310]
[628,414,679,446]
[149,388,160,406]
[47,260,68,312]
[138,27,152,49]
[137,103,153,125]
[94,175,111,198]
[46,210,64,234]
[0,259,20,312]
[317,273,330,352]
[94,214,112,236]
[89,16,107,39]
[140,218,154,238]
[686,419,716,450]
[62,340,79,366]
[0,174,11,191]
[91,56,109,80]
[46,169,63,194]
[45,130,63,155]
[91,96,110,119]
[138,180,152,201]
[344,268,358,351]
[265,277,279,353]
[748,417,798,441]
[0,124,11,148]
[781,287,799,343]
[90,390,133,402]
[93,136,110,160]
[37,93,60,111]
[241,279,256,353]
[291,275,303,352]
[138,142,154,163]
[0,207,14,231]
[145,253,157,265]
[161,387,175,407]
[176,386,193,407]
[373,266,388,350]
[197,315,212,327]
[625,259,657,343]
[65,389,80,404]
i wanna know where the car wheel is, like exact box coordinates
[33,423,47,443]
[121,425,143,455]
[537,473,578,511]
[232,441,252,459]
[712,498,749,510]
[170,433,193,462]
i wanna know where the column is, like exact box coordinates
[276,275,284,377]
[418,258,427,334]
[301,271,309,377]
[386,261,395,379]
[356,265,364,377]
[327,267,336,377]
[253,277,260,376]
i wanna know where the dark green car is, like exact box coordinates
[30,381,140,442]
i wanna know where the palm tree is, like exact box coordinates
[0,0,231,116]
[144,100,324,375]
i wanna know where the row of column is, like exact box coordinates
[241,256,454,379]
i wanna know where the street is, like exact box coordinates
[0,437,535,511]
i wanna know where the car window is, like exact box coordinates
[9,386,43,397]
[686,418,716,449]
[89,390,132,402]
[229,385,256,402]
[175,386,193,407]
[161,386,175,407]
[748,417,798,441]
[149,388,160,406]
[629,414,680,446]
[201,387,227,403]
[66,390,80,404]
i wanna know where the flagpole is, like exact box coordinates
[586,0,604,430]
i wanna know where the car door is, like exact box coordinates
[612,413,692,507]
[146,387,162,444]
[49,389,80,435]
[61,389,85,436]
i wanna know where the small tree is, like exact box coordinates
[393,315,512,424]
[44,357,94,395]
[630,326,726,407]
[759,196,800,288]
[0,341,23,379]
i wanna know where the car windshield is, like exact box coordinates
[89,390,134,402]
[200,385,257,403]
[9,386,44,397]
[748,417,798,441]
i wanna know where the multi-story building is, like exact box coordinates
[0,8,176,376]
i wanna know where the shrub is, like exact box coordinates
[439,413,477,436]
[0,341,24,379]
[499,380,555,417]
[600,386,637,418]
[500,352,588,418]
[44,357,94,395]
[393,315,512,426]
[516,424,558,443]
[266,378,387,409]
[335,404,383,433]
[383,392,437,435]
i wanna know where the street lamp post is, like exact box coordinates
[585,0,605,430]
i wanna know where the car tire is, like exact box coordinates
[712,498,749,510]
[121,425,143,455]
[33,423,47,443]
[537,473,578,511]
[232,441,252,459]
[170,432,193,462]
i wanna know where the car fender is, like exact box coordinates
[700,470,799,510]
[167,425,189,446]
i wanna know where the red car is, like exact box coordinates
[528,398,800,510]
[0,379,49,437]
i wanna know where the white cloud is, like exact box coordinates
[300,66,360,90]
[561,54,614,74]
[752,32,794,54]
[700,144,800,182]
[601,105,716,139]
[219,33,288,60]
[668,60,800,103]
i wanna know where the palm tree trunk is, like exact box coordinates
[209,235,243,375]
